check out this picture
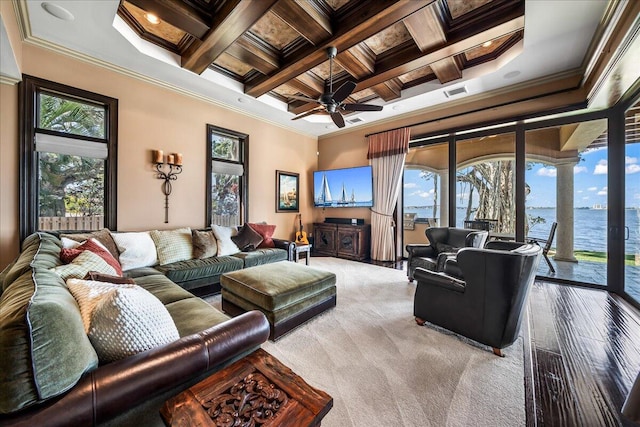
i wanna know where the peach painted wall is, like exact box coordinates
[0,42,318,269]
[0,82,20,269]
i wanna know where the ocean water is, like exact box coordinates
[405,207,640,254]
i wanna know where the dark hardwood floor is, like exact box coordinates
[525,281,640,426]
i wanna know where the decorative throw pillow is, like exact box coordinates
[61,238,123,276]
[61,229,120,260]
[110,231,158,271]
[51,250,117,280]
[149,227,193,265]
[66,279,180,363]
[211,224,241,256]
[248,223,276,248]
[231,224,264,252]
[192,229,218,259]
[83,271,136,285]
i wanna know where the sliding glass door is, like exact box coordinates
[455,131,515,236]
[525,119,608,285]
[625,98,640,303]
[403,141,448,256]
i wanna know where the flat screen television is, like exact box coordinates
[313,165,373,208]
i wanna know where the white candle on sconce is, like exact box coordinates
[153,150,163,164]
[175,153,183,166]
[167,154,175,165]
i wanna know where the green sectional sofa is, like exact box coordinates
[54,228,295,296]
[0,232,271,426]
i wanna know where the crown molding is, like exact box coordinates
[320,68,585,140]
[11,0,318,140]
[0,74,21,85]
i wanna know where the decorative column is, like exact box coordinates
[555,160,578,262]
[439,170,449,227]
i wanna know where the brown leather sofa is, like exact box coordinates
[406,227,489,282]
[0,232,271,426]
[413,242,542,356]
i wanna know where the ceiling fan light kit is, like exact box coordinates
[290,47,383,128]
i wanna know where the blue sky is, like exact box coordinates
[404,143,640,209]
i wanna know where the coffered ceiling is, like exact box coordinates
[117,0,525,120]
[4,1,611,136]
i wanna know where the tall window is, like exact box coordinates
[206,124,248,227]
[19,75,117,240]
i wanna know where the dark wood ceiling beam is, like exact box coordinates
[245,0,434,98]
[226,35,279,75]
[372,78,402,101]
[355,15,524,92]
[287,76,323,98]
[181,0,279,75]
[126,0,210,39]
[335,43,376,79]
[403,3,446,51]
[271,0,332,45]
[431,56,462,84]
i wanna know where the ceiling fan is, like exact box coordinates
[289,47,383,128]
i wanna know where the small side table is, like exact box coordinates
[294,243,312,265]
[161,349,332,426]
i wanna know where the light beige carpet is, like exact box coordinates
[209,257,525,426]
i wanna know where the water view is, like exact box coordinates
[404,206,640,255]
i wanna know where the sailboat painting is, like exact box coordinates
[313,165,374,208]
[276,170,299,212]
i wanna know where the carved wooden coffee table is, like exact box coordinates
[161,349,332,426]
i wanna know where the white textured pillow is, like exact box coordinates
[149,227,193,265]
[66,279,180,363]
[110,231,158,271]
[51,250,117,280]
[211,224,240,256]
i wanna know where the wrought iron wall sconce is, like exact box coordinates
[153,150,182,223]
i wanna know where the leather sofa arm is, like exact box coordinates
[1,311,270,427]
[414,267,466,293]
[273,238,295,261]
[406,244,435,259]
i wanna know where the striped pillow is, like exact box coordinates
[150,228,193,265]
[51,250,117,280]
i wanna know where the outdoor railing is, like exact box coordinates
[39,216,104,231]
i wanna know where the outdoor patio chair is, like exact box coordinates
[528,222,557,273]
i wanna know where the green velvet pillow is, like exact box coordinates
[0,233,99,414]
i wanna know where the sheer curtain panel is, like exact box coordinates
[368,128,410,261]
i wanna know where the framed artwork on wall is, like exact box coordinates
[276,170,299,212]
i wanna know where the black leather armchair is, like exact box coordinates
[406,227,488,282]
[413,243,542,356]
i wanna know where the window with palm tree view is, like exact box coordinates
[20,75,117,239]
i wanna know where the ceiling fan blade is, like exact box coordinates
[288,94,319,103]
[342,103,383,112]
[330,112,345,128]
[292,106,324,120]
[332,81,356,103]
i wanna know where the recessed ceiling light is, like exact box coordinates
[504,70,521,79]
[237,97,247,103]
[392,104,403,111]
[325,125,334,129]
[482,41,493,48]
[41,2,74,21]
[145,13,160,24]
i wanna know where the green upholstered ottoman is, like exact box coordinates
[220,261,336,340]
